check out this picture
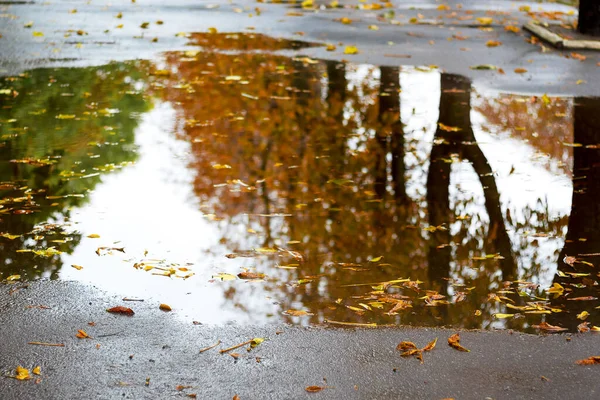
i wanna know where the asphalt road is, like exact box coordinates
[0,0,599,95]
[1,280,600,399]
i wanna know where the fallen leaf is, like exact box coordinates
[15,366,30,380]
[486,40,502,47]
[532,322,567,332]
[159,303,172,311]
[369,256,383,263]
[237,271,266,280]
[397,341,418,351]
[32,366,41,375]
[87,234,100,238]
[284,309,313,316]
[71,264,83,270]
[107,306,135,316]
[448,333,470,352]
[476,17,493,25]
[213,272,237,281]
[571,52,586,61]
[494,313,515,319]
[305,386,325,393]
[577,311,590,320]
[438,123,461,132]
[514,68,528,74]
[422,338,437,352]
[76,329,91,339]
[344,46,359,55]
[470,64,497,70]
[576,356,600,365]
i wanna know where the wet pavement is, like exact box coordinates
[1,0,600,398]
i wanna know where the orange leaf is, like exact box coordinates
[305,386,325,393]
[576,356,600,365]
[76,329,91,339]
[159,303,172,312]
[448,333,470,352]
[107,306,135,316]
[532,322,567,332]
[422,338,438,352]
[514,68,528,74]
[396,341,418,351]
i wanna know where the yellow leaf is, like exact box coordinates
[76,329,90,339]
[369,256,383,263]
[344,45,359,55]
[368,25,379,30]
[519,5,531,12]
[87,234,100,238]
[476,17,493,25]
[213,273,236,281]
[33,31,44,37]
[437,4,450,11]
[159,303,172,311]
[6,274,21,281]
[486,40,502,47]
[71,264,83,270]
[438,123,461,132]
[285,309,312,316]
[577,311,590,320]
[15,366,30,380]
[301,0,314,9]
[208,27,218,34]
[340,17,352,24]
[494,313,515,319]
[326,44,336,51]
[56,114,75,119]
[504,25,520,33]
[422,338,437,352]
[212,164,232,169]
[32,366,41,375]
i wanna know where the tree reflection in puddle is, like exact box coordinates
[0,33,597,332]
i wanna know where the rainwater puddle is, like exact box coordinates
[1,33,598,333]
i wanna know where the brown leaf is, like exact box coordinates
[532,322,567,332]
[76,329,91,339]
[422,338,438,352]
[448,333,470,352]
[578,322,590,333]
[576,356,600,365]
[159,303,172,311]
[396,341,418,351]
[107,306,135,316]
[233,396,241,400]
[305,386,325,393]
[514,68,528,74]
[237,271,266,280]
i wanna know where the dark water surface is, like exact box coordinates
[1,33,598,333]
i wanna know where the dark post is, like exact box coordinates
[578,0,600,36]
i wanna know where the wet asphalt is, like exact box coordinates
[1,0,600,398]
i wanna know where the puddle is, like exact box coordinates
[1,33,599,333]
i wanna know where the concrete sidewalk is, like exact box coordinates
[1,281,599,399]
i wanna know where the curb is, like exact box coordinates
[524,21,600,50]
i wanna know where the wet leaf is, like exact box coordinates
[397,341,418,351]
[6,274,21,281]
[532,322,567,332]
[71,264,83,270]
[107,306,135,316]
[237,271,266,280]
[422,338,437,352]
[343,46,359,55]
[438,123,461,132]
[514,68,528,74]
[494,313,515,319]
[87,234,100,238]
[213,273,237,281]
[15,366,30,380]
[159,303,172,311]
[284,309,313,316]
[76,329,91,339]
[369,256,383,263]
[577,311,590,320]
[448,333,470,352]
[576,356,600,365]
[476,17,493,25]
[305,386,325,393]
[486,40,502,47]
[32,366,41,375]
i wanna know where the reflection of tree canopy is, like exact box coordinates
[0,62,151,279]
[155,39,572,331]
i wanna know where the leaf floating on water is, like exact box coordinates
[284,309,313,316]
[438,123,461,132]
[96,247,125,256]
[369,256,383,263]
[576,356,600,365]
[107,306,135,316]
[577,311,590,320]
[494,313,515,319]
[17,247,63,257]
[213,273,237,281]
[532,322,567,332]
[448,333,470,352]
[159,303,172,312]
[6,274,21,281]
[0,233,21,240]
[305,386,325,393]
[237,271,266,280]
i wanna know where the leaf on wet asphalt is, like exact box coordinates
[6,274,21,281]
[470,64,497,70]
[237,271,266,280]
[76,329,91,339]
[514,68,528,74]
[576,356,600,365]
[448,333,470,352]
[344,46,359,55]
[476,17,493,25]
[159,303,172,311]
[577,311,590,320]
[107,306,135,316]
[571,52,586,61]
[532,322,567,332]
[422,338,437,352]
[486,40,502,47]
[32,366,41,375]
[578,322,590,333]
[305,386,325,393]
[397,341,418,351]
[15,366,30,380]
